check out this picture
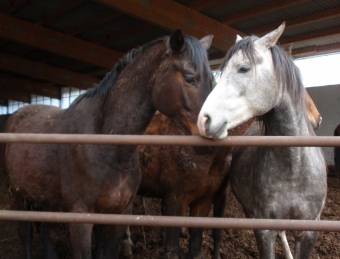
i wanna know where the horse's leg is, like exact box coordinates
[40,223,59,259]
[17,221,33,259]
[11,194,33,259]
[188,198,213,259]
[293,231,319,259]
[141,196,150,215]
[69,223,93,259]
[93,225,104,259]
[211,190,228,259]
[161,195,187,259]
[253,230,277,259]
[99,204,133,259]
[212,177,229,259]
[121,226,133,259]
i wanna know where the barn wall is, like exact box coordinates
[306,85,340,165]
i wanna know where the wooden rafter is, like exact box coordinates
[0,89,30,103]
[95,0,245,53]
[292,42,340,58]
[188,0,233,12]
[0,0,28,14]
[221,0,309,25]
[0,52,100,89]
[0,13,123,68]
[38,11,123,66]
[0,75,60,99]
[280,26,340,46]
[16,0,94,57]
[247,6,340,35]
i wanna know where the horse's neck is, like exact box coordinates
[261,95,312,174]
[101,47,165,135]
[264,95,311,137]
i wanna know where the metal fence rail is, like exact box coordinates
[0,211,339,232]
[1,133,339,232]
[0,133,340,147]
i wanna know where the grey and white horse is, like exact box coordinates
[197,23,327,259]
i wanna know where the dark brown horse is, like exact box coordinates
[137,113,254,259]
[335,124,340,177]
[4,30,213,259]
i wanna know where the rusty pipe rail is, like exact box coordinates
[0,133,340,147]
[0,210,339,232]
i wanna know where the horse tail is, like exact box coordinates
[334,124,340,176]
[278,231,293,259]
[334,125,340,136]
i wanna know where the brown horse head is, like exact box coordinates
[152,30,213,135]
[305,90,322,129]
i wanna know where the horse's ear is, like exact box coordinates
[199,35,213,50]
[256,22,285,49]
[170,29,185,52]
[284,43,293,56]
[236,35,242,43]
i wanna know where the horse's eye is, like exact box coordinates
[185,76,195,85]
[238,66,250,73]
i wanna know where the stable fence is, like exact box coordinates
[0,133,340,232]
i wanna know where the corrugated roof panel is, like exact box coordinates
[202,0,274,20]
[77,15,143,42]
[11,0,69,23]
[47,1,111,32]
[106,27,168,51]
[174,0,192,5]
[290,35,340,49]
[283,17,340,37]
[231,0,340,32]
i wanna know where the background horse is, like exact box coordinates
[4,30,213,259]
[138,113,254,259]
[197,23,327,259]
[335,124,340,177]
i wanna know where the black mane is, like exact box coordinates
[69,33,210,109]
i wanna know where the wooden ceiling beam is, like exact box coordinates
[280,26,340,46]
[95,0,246,53]
[292,42,340,58]
[247,6,340,35]
[38,12,123,67]
[0,75,60,99]
[0,52,100,89]
[1,0,28,14]
[188,0,233,12]
[17,0,103,57]
[0,89,30,103]
[221,0,309,25]
[0,13,123,69]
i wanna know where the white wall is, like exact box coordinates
[306,85,340,164]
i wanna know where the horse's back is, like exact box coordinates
[5,105,64,205]
[5,104,63,134]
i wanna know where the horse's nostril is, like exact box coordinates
[203,114,211,130]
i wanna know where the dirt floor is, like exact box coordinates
[1,174,340,259]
